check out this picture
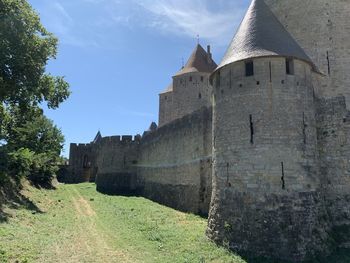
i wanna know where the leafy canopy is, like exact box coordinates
[0,0,70,184]
[0,0,70,108]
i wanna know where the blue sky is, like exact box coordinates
[28,0,250,157]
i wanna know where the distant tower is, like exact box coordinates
[158,44,217,126]
[207,0,328,261]
[265,0,350,108]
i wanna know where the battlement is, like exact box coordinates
[97,135,141,146]
[70,143,92,148]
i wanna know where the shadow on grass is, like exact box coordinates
[0,179,44,223]
[0,208,9,223]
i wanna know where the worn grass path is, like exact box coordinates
[0,183,244,263]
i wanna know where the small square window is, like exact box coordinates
[245,61,254,76]
[286,58,294,75]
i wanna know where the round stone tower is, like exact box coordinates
[265,0,350,108]
[207,0,329,261]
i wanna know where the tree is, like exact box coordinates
[0,0,70,108]
[5,106,64,154]
[0,0,70,185]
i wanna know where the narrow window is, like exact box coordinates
[281,162,285,190]
[245,61,254,76]
[269,61,272,82]
[123,155,126,168]
[164,96,167,100]
[189,76,193,82]
[201,76,204,82]
[249,114,254,144]
[302,112,307,144]
[286,58,294,75]
[226,163,231,187]
[198,93,202,99]
[326,51,331,75]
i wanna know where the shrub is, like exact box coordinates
[7,148,35,178]
[28,153,60,185]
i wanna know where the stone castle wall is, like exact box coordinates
[94,136,140,194]
[138,107,212,215]
[65,1,350,261]
[207,57,329,261]
[159,72,213,126]
[265,0,350,108]
[69,107,213,214]
[67,143,97,183]
[159,90,174,127]
[316,96,350,247]
[171,73,212,123]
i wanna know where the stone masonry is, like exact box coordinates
[66,0,350,261]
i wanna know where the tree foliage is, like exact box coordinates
[0,0,70,108]
[0,0,70,185]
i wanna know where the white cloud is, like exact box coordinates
[34,0,247,49]
[52,2,73,23]
[133,0,246,45]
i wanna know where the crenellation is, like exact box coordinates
[121,135,133,142]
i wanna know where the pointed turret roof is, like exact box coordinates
[216,0,319,73]
[175,44,217,76]
[93,131,102,144]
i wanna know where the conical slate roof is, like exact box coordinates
[175,44,217,76]
[216,0,319,73]
[93,131,102,144]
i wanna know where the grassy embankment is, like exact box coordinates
[0,182,244,263]
[1,182,350,263]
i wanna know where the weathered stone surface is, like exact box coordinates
[265,0,350,108]
[208,57,331,261]
[316,96,350,248]
[159,44,215,126]
[96,173,138,195]
[207,191,329,262]
[65,1,350,262]
[138,107,213,215]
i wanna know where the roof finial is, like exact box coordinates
[197,34,200,45]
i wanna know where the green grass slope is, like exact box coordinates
[1,183,350,263]
[0,183,244,263]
